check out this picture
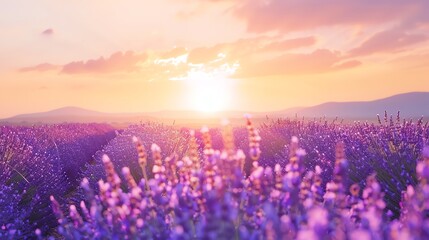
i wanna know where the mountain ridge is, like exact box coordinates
[2,92,429,124]
[285,92,429,118]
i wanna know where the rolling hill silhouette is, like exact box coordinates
[1,92,428,124]
[285,92,429,119]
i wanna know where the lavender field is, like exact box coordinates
[1,114,428,239]
[3,0,429,239]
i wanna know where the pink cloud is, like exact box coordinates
[187,36,315,64]
[19,63,59,72]
[61,51,147,74]
[19,36,353,80]
[262,37,316,52]
[235,49,361,77]
[234,0,426,33]
[41,28,54,36]
[159,47,188,59]
[333,60,362,70]
[188,46,223,64]
[348,29,428,57]
[187,37,262,64]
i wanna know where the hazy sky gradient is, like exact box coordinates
[1,0,429,117]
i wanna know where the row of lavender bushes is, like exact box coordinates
[0,124,116,238]
[83,114,427,218]
[51,116,429,239]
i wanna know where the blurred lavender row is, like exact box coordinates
[0,124,116,238]
[49,116,429,239]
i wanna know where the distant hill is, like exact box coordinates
[0,107,156,124]
[1,92,429,125]
[282,92,429,119]
[11,106,105,118]
[0,107,252,126]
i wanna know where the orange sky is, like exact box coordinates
[1,0,429,117]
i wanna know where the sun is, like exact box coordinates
[193,79,230,112]
[167,53,239,113]
[184,70,233,113]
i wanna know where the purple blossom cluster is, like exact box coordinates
[0,124,116,239]
[257,114,427,218]
[51,117,429,239]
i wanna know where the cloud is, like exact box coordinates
[41,28,54,36]
[235,49,361,77]
[19,63,59,72]
[19,36,350,80]
[61,51,147,74]
[188,46,225,64]
[187,36,315,64]
[159,47,188,59]
[262,37,316,52]
[187,37,263,64]
[234,0,427,33]
[333,60,362,70]
[348,29,428,57]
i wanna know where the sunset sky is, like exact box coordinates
[1,0,429,117]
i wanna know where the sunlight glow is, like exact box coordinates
[164,52,239,113]
[190,76,231,113]
[184,62,239,113]
[154,54,188,66]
